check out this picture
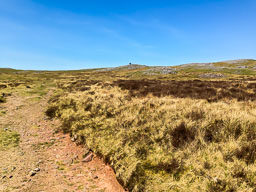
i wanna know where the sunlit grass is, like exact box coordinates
[47,84,256,191]
[0,129,20,150]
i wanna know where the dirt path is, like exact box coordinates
[0,92,124,192]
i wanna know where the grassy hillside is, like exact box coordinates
[1,59,256,191]
[45,68,256,191]
[46,83,256,191]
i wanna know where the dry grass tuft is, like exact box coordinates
[46,83,256,191]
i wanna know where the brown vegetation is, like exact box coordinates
[47,83,256,191]
[113,79,256,102]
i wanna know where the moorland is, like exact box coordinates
[1,59,256,191]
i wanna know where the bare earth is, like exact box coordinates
[0,92,124,192]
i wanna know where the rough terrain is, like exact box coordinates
[0,91,124,192]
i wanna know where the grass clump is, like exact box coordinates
[0,129,20,150]
[47,84,256,191]
[0,110,6,116]
[0,96,6,103]
[0,93,8,103]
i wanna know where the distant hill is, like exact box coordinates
[1,59,256,78]
[178,59,256,69]
[0,68,19,73]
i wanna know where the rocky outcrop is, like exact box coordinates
[143,67,177,75]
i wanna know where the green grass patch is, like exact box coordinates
[0,110,6,116]
[26,84,48,96]
[0,129,20,150]
[56,161,66,171]
[27,97,42,102]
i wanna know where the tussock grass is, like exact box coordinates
[47,84,256,191]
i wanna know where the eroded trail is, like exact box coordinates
[0,92,124,192]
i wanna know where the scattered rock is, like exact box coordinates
[82,153,93,162]
[2,176,6,179]
[143,67,177,75]
[30,171,37,177]
[97,64,147,72]
[199,73,225,78]
[36,160,42,166]
[237,65,247,69]
[93,175,98,179]
[223,59,250,64]
[9,175,13,179]
[29,168,40,177]
[71,134,78,142]
[4,128,8,131]
[34,168,40,172]
[11,166,16,172]
[2,168,8,172]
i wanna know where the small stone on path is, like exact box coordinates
[34,168,40,172]
[82,153,93,162]
[30,171,37,177]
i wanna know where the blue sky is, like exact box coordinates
[0,0,255,70]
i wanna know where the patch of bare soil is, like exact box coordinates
[0,91,124,192]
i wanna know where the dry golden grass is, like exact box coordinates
[2,66,256,191]
[47,84,256,192]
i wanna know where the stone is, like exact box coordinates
[34,168,40,172]
[36,160,42,165]
[2,168,8,172]
[82,153,93,162]
[30,171,37,177]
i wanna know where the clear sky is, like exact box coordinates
[0,0,255,70]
